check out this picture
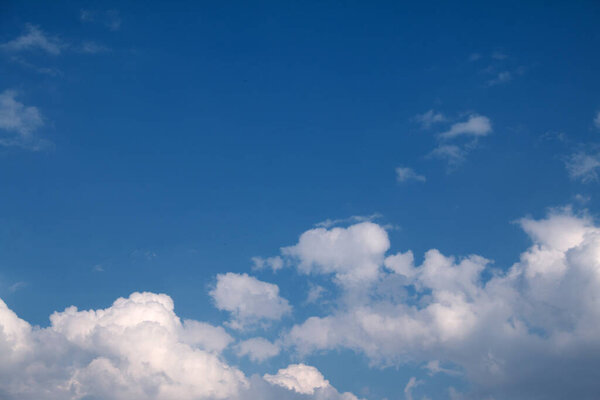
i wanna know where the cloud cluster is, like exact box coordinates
[0,291,359,400]
[282,209,600,399]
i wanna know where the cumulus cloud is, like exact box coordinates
[565,151,600,183]
[264,364,331,395]
[0,24,64,54]
[396,167,426,183]
[439,115,492,139]
[0,292,361,400]
[282,222,390,288]
[284,210,600,399]
[414,110,445,129]
[0,89,49,150]
[209,273,291,330]
[236,337,280,362]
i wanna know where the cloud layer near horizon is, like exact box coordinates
[2,207,600,399]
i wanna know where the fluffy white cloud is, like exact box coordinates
[0,292,362,400]
[0,90,48,150]
[0,292,248,400]
[0,24,64,54]
[209,273,291,329]
[565,151,600,182]
[180,319,233,353]
[264,363,330,395]
[236,337,280,362]
[395,167,426,183]
[285,210,600,399]
[439,115,492,139]
[282,222,390,288]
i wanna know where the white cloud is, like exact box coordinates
[209,273,291,330]
[180,320,233,353]
[565,151,600,183]
[439,115,492,139]
[252,256,285,272]
[236,337,280,362]
[0,292,248,400]
[0,24,64,55]
[315,213,382,228]
[0,292,361,400]
[403,377,423,400]
[396,167,426,183]
[414,110,445,129]
[0,89,49,150]
[264,364,330,395]
[594,111,600,129]
[429,144,467,167]
[282,222,390,288]
[284,209,600,398]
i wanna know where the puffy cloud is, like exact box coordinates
[396,167,426,183]
[264,363,330,395]
[0,90,48,150]
[0,292,248,400]
[565,151,600,183]
[209,273,291,330]
[285,210,600,398]
[236,337,280,362]
[282,222,390,288]
[439,115,492,139]
[0,24,64,55]
[0,292,361,400]
[180,319,233,353]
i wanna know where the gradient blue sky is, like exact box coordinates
[1,1,600,399]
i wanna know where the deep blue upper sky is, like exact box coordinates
[1,1,600,399]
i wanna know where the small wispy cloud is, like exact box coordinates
[491,51,508,60]
[403,377,424,400]
[565,151,600,183]
[8,281,27,293]
[0,24,64,55]
[314,213,382,228]
[80,9,122,31]
[468,53,481,62]
[396,166,426,183]
[594,111,600,129]
[0,89,50,150]
[80,41,110,54]
[429,144,467,168]
[413,109,445,129]
[487,71,512,86]
[438,114,492,139]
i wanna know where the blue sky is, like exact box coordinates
[1,1,600,399]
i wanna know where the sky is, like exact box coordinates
[1,1,600,399]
